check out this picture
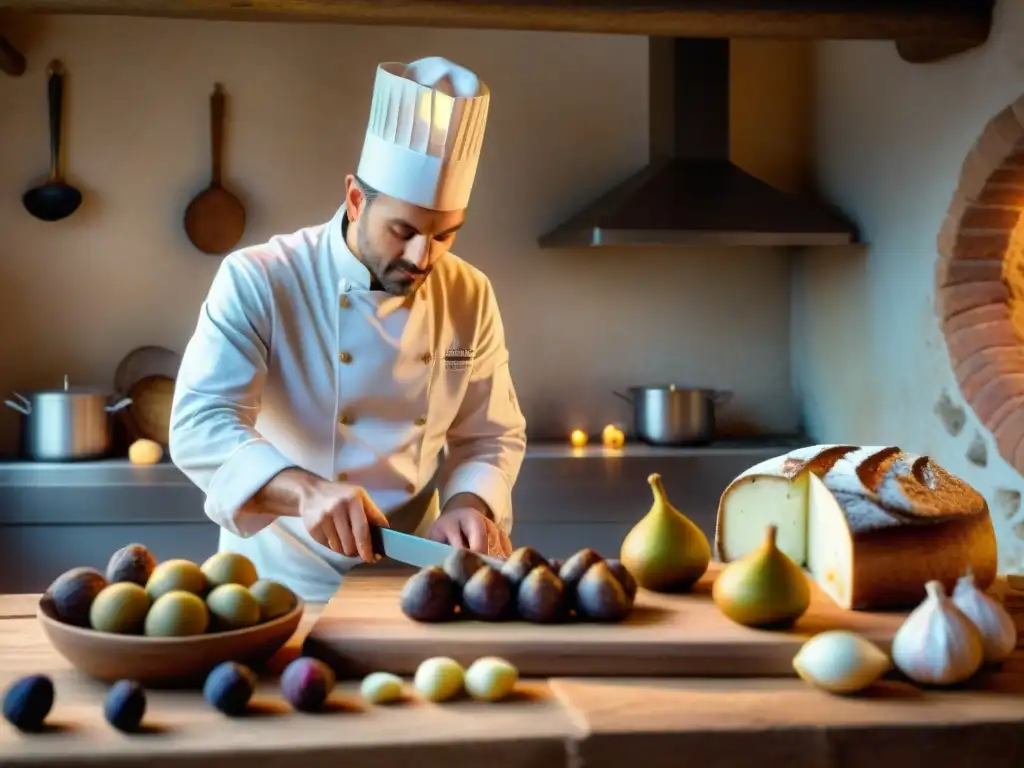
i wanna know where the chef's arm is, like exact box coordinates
[438,281,527,537]
[169,252,301,538]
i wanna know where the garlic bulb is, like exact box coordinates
[891,580,984,686]
[792,630,891,694]
[951,567,1018,664]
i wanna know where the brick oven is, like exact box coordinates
[937,96,1024,476]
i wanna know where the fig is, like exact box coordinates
[604,559,638,602]
[281,657,336,712]
[249,579,297,622]
[103,680,146,732]
[145,590,209,637]
[558,549,603,593]
[575,561,632,622]
[106,544,157,586]
[465,657,518,702]
[516,566,567,623]
[146,559,206,601]
[203,661,257,716]
[206,584,260,631]
[89,582,151,634]
[500,547,548,587]
[461,566,513,621]
[413,657,464,702]
[2,674,54,731]
[400,567,458,622]
[201,552,259,589]
[442,549,484,588]
[47,567,108,626]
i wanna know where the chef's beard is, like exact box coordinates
[357,225,430,296]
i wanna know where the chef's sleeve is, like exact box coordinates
[438,278,527,536]
[169,251,297,537]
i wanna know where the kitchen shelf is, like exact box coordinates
[0,1,992,54]
[0,436,806,487]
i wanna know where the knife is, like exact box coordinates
[369,526,504,570]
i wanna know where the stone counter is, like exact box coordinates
[0,439,804,592]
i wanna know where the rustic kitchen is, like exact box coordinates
[2,0,1024,765]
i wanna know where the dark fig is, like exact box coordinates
[548,557,564,574]
[461,566,513,621]
[575,561,632,622]
[605,558,638,601]
[442,549,484,588]
[500,547,548,587]
[103,679,146,732]
[400,567,458,622]
[106,544,157,586]
[517,566,567,623]
[281,657,335,712]
[203,661,257,716]
[558,548,604,592]
[47,567,108,626]
[2,674,54,731]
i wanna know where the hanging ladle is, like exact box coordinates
[23,60,82,222]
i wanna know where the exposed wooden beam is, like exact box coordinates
[0,1,994,44]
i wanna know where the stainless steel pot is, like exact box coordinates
[4,375,132,461]
[613,384,732,446]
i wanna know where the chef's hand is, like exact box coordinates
[428,504,512,559]
[299,480,390,562]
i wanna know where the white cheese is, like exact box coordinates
[715,444,998,611]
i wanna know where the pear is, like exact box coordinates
[712,524,811,629]
[619,473,711,592]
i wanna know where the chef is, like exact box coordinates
[169,56,527,602]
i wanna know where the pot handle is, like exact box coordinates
[4,392,30,416]
[105,396,133,414]
[612,390,633,404]
[711,389,734,404]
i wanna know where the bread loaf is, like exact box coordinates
[715,444,997,611]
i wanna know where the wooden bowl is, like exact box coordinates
[37,594,304,688]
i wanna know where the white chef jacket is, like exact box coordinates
[168,204,527,601]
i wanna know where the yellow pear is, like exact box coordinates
[712,524,811,628]
[619,473,711,592]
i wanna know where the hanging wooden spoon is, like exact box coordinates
[184,82,246,255]
[23,60,82,222]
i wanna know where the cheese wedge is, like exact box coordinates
[715,444,998,610]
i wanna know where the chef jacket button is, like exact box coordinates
[414,416,427,426]
[420,352,433,364]
[336,471,349,482]
[405,482,416,494]
[339,351,353,364]
[339,295,351,309]
[339,411,355,426]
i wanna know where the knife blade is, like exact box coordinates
[369,526,504,570]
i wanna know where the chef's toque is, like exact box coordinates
[356,56,490,212]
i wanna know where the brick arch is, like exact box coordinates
[937,96,1024,471]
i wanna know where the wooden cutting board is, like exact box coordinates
[303,561,946,679]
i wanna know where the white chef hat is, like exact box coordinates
[356,56,490,212]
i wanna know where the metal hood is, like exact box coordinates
[538,37,858,249]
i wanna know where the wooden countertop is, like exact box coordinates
[4,593,1024,767]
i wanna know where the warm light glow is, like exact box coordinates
[570,429,589,448]
[602,424,625,450]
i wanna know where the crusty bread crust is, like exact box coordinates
[716,444,998,611]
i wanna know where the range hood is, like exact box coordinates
[538,37,858,249]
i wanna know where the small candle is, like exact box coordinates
[569,429,589,448]
[602,424,625,450]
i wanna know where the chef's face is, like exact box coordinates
[344,175,465,296]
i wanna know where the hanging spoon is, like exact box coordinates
[23,59,82,222]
